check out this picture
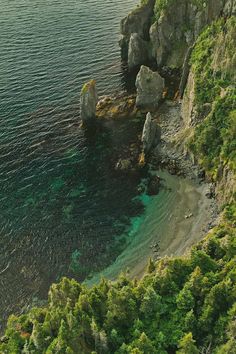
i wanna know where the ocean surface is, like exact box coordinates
[0,0,140,326]
[0,0,203,328]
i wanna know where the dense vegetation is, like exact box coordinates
[1,7,235,354]
[0,203,235,353]
[153,0,206,21]
[188,17,236,178]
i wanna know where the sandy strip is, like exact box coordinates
[86,170,216,284]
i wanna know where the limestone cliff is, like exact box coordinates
[120,0,155,66]
[120,0,235,71]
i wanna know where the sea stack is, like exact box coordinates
[142,112,161,154]
[119,0,155,61]
[80,79,98,126]
[135,65,164,109]
[128,33,149,70]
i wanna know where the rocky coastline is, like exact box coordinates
[0,1,235,351]
[81,0,235,194]
[78,0,236,273]
[79,74,219,275]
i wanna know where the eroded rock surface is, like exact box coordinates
[80,80,98,125]
[136,66,165,109]
[128,33,150,70]
[96,94,136,120]
[120,0,155,61]
[224,0,236,16]
[142,112,161,153]
[150,0,225,68]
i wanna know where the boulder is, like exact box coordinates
[128,33,150,70]
[142,112,161,153]
[120,0,155,60]
[80,80,98,125]
[136,66,165,109]
[115,159,132,171]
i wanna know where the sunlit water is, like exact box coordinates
[0,0,204,329]
[0,0,140,326]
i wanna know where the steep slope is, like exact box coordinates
[0,207,235,353]
[181,16,236,204]
[121,0,236,69]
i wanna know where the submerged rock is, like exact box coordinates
[80,80,98,125]
[147,175,161,196]
[115,158,132,171]
[136,65,165,109]
[128,33,150,70]
[142,112,161,154]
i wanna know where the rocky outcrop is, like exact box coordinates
[136,65,165,109]
[128,33,150,70]
[96,94,136,120]
[182,15,236,127]
[120,0,155,61]
[180,16,235,207]
[181,70,196,127]
[215,165,236,205]
[224,0,236,16]
[179,45,194,98]
[80,80,98,125]
[121,0,233,74]
[142,112,161,153]
[182,73,213,126]
[150,0,225,68]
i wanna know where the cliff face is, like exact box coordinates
[120,0,155,61]
[121,0,235,204]
[182,16,236,126]
[80,80,98,125]
[181,16,236,204]
[150,0,225,67]
[121,0,236,70]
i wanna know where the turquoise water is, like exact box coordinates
[0,0,140,326]
[0,0,206,330]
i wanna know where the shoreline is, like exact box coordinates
[86,173,217,285]
[85,98,219,285]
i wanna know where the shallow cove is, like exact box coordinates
[0,0,213,330]
[86,170,213,284]
[0,0,139,326]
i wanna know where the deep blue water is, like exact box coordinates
[0,0,139,325]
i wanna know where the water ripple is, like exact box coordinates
[0,0,138,328]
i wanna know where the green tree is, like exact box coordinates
[147,258,155,273]
[177,333,199,354]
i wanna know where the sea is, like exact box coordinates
[0,0,142,326]
[0,0,201,328]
